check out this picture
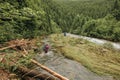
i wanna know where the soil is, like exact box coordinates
[0,68,10,80]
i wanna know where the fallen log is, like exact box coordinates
[0,43,26,51]
[23,48,69,80]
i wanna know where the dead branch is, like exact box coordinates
[0,54,5,62]
[0,40,69,80]
[0,39,31,51]
[0,43,26,51]
[23,48,69,80]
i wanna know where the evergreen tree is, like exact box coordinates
[112,0,120,20]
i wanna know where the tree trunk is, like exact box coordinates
[23,48,69,80]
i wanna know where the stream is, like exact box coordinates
[67,33,120,50]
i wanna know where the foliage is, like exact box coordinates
[52,0,120,41]
[0,0,120,43]
[50,34,120,79]
[79,15,120,41]
[103,42,114,50]
[112,0,120,20]
[54,0,113,19]
[0,0,61,43]
[0,51,35,72]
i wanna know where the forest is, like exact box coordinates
[0,0,120,80]
[53,0,120,41]
[0,0,120,43]
[0,0,61,43]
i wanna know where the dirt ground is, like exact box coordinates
[0,68,10,80]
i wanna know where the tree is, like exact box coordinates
[112,0,120,20]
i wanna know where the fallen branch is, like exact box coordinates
[0,43,26,51]
[0,39,30,51]
[0,45,16,51]
[0,55,5,62]
[23,48,69,80]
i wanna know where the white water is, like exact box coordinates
[67,33,120,50]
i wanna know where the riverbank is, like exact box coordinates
[67,33,120,50]
[49,34,120,80]
[35,36,113,80]
[0,34,120,80]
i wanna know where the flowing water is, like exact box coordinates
[67,33,120,50]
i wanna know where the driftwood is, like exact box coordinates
[23,48,69,80]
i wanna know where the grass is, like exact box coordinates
[49,34,120,79]
[0,38,43,79]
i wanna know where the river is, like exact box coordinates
[67,33,120,50]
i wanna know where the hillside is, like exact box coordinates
[53,0,120,42]
[0,0,120,42]
[50,34,120,80]
[0,0,120,80]
[0,0,61,43]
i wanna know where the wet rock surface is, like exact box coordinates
[35,51,113,80]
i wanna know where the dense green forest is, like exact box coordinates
[53,0,120,41]
[0,0,61,43]
[0,0,120,43]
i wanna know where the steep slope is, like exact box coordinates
[0,0,61,43]
[36,51,113,80]
[52,0,120,42]
[49,34,120,80]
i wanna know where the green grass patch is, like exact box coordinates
[49,34,120,79]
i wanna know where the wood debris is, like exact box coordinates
[0,39,69,80]
[21,48,69,80]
